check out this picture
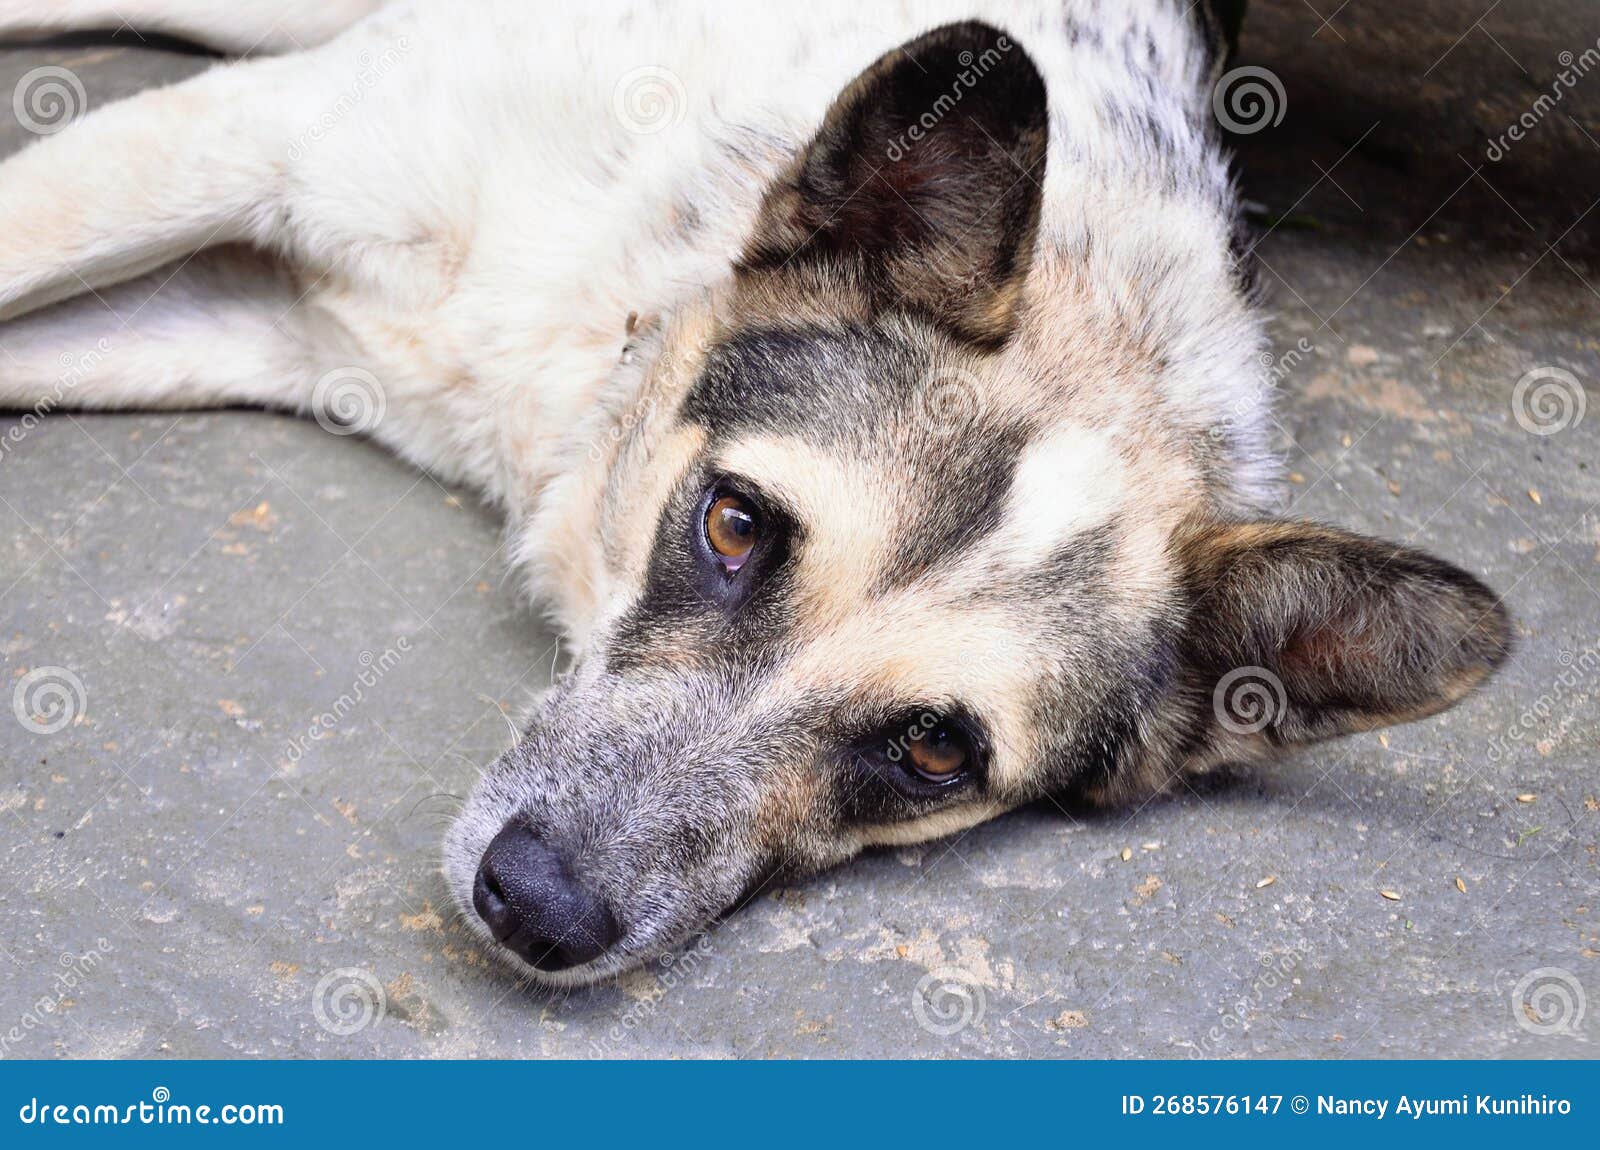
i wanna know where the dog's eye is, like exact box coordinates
[705,494,757,570]
[905,723,970,781]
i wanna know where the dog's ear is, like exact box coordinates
[1176,521,1512,746]
[739,21,1048,347]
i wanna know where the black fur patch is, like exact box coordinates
[737,21,1049,347]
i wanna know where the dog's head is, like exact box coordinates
[444,23,1510,985]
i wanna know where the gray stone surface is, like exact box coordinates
[1,4,1597,1059]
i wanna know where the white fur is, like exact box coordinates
[0,0,1271,618]
[992,425,1126,570]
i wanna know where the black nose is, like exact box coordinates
[472,823,620,971]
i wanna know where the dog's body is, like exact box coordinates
[0,0,1510,986]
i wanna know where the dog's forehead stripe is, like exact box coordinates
[682,324,927,442]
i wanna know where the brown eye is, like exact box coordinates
[705,494,757,570]
[906,723,969,781]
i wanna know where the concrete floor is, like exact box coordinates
[2,3,1597,1059]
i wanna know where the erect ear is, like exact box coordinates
[738,21,1048,347]
[1177,521,1512,746]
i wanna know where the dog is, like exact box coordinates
[0,0,1511,987]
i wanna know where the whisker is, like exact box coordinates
[477,693,521,748]
[406,790,463,823]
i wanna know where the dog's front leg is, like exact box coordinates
[0,50,339,325]
[0,41,389,416]
[1,7,506,492]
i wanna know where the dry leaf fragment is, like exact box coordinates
[1256,876,1276,889]
[1516,793,1536,804]
[1454,876,1467,894]
[1528,488,1542,505]
[1380,889,1402,902]
[1120,847,1132,862]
